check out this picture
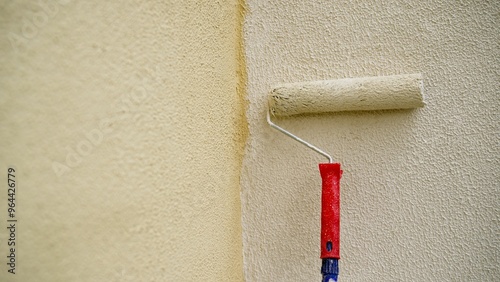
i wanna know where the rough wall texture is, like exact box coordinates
[0,1,246,281]
[241,1,498,281]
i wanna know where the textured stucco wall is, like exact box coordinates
[0,1,246,281]
[241,1,498,281]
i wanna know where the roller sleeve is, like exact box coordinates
[269,73,424,116]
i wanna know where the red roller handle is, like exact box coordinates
[319,163,342,259]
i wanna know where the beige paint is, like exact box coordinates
[0,1,246,281]
[269,74,424,116]
[242,1,498,281]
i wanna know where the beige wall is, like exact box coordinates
[0,1,246,281]
[241,1,498,281]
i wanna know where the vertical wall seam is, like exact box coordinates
[235,0,248,280]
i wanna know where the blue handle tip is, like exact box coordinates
[321,258,339,282]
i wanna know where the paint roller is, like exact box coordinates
[266,73,424,282]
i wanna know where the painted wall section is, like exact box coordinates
[241,1,498,281]
[0,1,246,281]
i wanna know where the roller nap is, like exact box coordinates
[269,74,424,116]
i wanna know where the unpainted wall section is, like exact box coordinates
[241,1,498,281]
